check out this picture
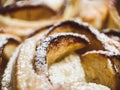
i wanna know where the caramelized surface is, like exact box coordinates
[3,41,18,61]
[46,34,89,66]
[49,53,86,85]
[81,52,120,90]
[2,6,56,21]
[47,21,104,52]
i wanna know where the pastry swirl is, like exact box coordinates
[0,34,21,87]
[0,0,120,89]
[2,32,89,90]
[2,20,120,90]
[0,0,67,40]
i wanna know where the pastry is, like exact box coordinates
[46,20,120,54]
[81,50,120,90]
[79,0,109,29]
[0,0,67,40]
[107,0,120,30]
[1,20,120,90]
[102,29,120,42]
[0,0,120,89]
[0,34,21,87]
[0,34,21,61]
[1,32,89,90]
[0,0,65,13]
[0,0,110,40]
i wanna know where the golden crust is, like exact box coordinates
[81,50,120,90]
[0,34,21,88]
[1,32,89,90]
[0,0,120,87]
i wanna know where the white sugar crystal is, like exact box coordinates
[2,45,21,90]
[49,53,86,85]
[35,32,89,70]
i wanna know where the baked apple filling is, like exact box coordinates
[48,52,110,90]
[49,52,86,85]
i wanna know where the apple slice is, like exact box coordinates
[0,0,66,14]
[35,32,89,72]
[47,20,104,52]
[0,15,58,40]
[0,34,21,61]
[6,32,88,90]
[81,50,120,90]
[0,0,68,21]
[0,1,62,40]
[47,20,120,54]
[0,2,56,21]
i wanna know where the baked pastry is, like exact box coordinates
[46,21,120,90]
[0,0,110,40]
[46,20,105,52]
[46,20,120,54]
[0,34,21,87]
[1,20,120,90]
[0,0,65,13]
[1,32,111,90]
[79,0,109,29]
[1,32,87,90]
[0,0,67,40]
[0,0,120,89]
[0,34,21,61]
[102,29,120,42]
[81,50,120,90]
[0,0,60,21]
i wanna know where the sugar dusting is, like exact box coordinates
[0,34,15,60]
[1,45,21,90]
[0,34,21,48]
[88,26,120,54]
[0,37,7,60]
[0,20,115,90]
[16,34,45,89]
[83,50,118,57]
[98,33,120,55]
[1,33,45,90]
[35,32,89,70]
[0,35,9,49]
[0,34,21,90]
[47,19,120,56]
[74,20,120,55]
[35,31,110,89]
[70,82,110,90]
[14,33,52,89]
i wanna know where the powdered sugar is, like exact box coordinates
[85,23,120,55]
[83,50,119,57]
[1,19,119,90]
[0,35,9,48]
[96,33,120,55]
[1,45,21,90]
[35,32,89,70]
[71,82,110,90]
